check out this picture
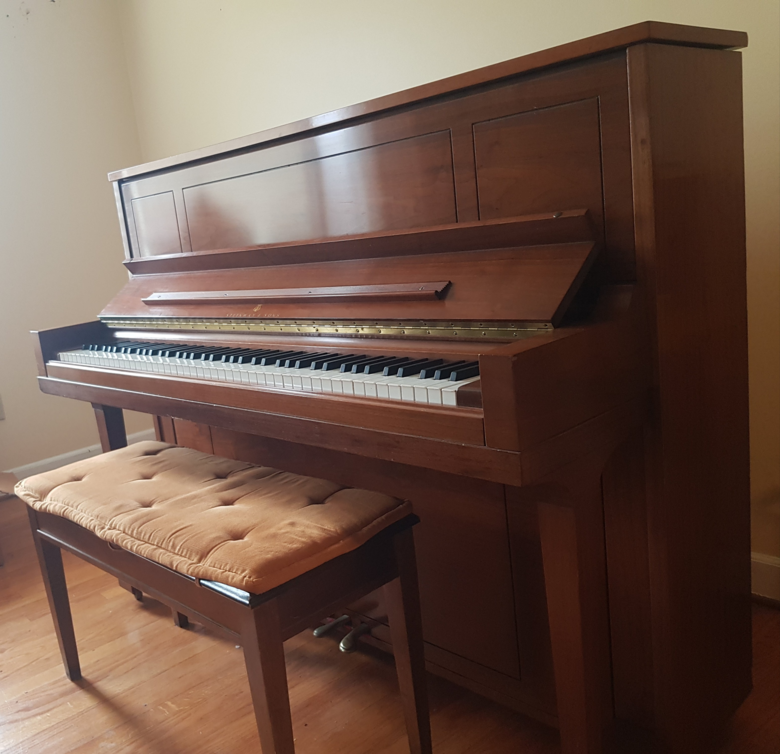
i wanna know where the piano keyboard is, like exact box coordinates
[58,342,480,407]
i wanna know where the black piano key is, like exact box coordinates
[174,345,204,359]
[360,357,402,374]
[230,349,276,364]
[177,347,214,358]
[161,346,191,357]
[249,350,286,365]
[140,344,174,355]
[448,362,480,381]
[283,352,327,368]
[320,355,366,371]
[309,353,345,370]
[199,348,237,361]
[381,358,417,376]
[396,359,444,378]
[258,350,302,366]
[275,351,310,367]
[421,360,467,379]
[206,348,247,361]
[117,342,149,353]
[342,355,386,373]
[351,356,390,373]
[292,353,332,368]
[197,348,235,361]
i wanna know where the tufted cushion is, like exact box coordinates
[15,441,411,594]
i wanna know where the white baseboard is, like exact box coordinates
[752,552,780,602]
[6,430,156,480]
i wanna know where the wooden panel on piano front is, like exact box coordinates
[206,428,529,699]
[131,191,183,257]
[116,53,633,281]
[105,242,595,327]
[184,131,457,251]
[122,122,459,258]
[474,99,604,230]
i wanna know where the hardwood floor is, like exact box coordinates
[1,496,777,754]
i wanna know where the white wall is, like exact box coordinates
[0,0,150,471]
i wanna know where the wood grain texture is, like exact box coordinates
[383,528,433,754]
[628,43,751,753]
[107,243,596,326]
[46,363,485,446]
[240,600,296,754]
[475,99,604,231]
[38,375,527,486]
[122,210,594,275]
[28,500,429,754]
[114,55,632,280]
[208,427,523,684]
[27,508,82,681]
[91,404,127,452]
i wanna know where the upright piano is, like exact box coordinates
[32,22,751,754]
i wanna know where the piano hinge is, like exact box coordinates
[99,317,552,340]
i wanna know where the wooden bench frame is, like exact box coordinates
[28,507,431,754]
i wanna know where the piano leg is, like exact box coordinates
[535,466,614,754]
[27,507,82,681]
[92,403,127,452]
[93,403,132,606]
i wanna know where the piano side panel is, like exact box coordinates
[628,43,751,751]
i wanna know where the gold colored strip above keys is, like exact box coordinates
[99,317,551,340]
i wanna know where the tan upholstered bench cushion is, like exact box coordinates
[15,441,411,594]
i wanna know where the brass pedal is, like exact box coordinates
[339,622,371,653]
[312,614,350,638]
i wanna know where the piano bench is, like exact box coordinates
[16,441,431,754]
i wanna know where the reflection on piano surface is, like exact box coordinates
[31,22,751,754]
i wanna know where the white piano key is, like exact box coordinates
[55,347,479,409]
[441,376,480,406]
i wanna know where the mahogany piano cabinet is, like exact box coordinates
[31,21,751,754]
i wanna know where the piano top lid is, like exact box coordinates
[107,21,747,183]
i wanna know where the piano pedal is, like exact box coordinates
[312,614,350,638]
[339,622,371,653]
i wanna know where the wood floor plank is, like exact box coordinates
[1,496,777,753]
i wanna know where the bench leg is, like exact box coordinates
[28,510,81,681]
[384,527,432,754]
[241,599,296,754]
[173,611,190,629]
